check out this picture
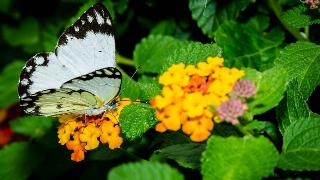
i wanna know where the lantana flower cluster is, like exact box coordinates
[57,98,131,162]
[151,57,256,142]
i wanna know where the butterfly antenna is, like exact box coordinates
[116,65,140,98]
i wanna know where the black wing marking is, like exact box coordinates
[58,3,114,46]
[18,3,116,100]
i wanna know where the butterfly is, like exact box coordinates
[18,3,122,116]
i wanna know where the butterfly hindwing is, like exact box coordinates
[20,88,98,116]
[18,3,115,99]
[62,67,122,104]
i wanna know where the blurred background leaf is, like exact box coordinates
[0,61,25,108]
[108,161,184,180]
[0,142,44,180]
[189,0,255,38]
[9,116,54,138]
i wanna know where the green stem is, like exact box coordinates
[116,65,129,77]
[304,26,310,39]
[236,124,252,136]
[116,53,135,66]
[267,0,308,41]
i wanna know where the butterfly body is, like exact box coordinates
[18,4,121,117]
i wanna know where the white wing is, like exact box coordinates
[18,3,115,98]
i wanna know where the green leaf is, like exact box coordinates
[0,61,25,108]
[120,75,161,102]
[244,120,278,142]
[114,0,129,14]
[163,42,222,72]
[201,136,279,180]
[2,18,40,47]
[150,143,205,169]
[278,117,320,171]
[108,161,184,180]
[150,20,177,35]
[9,116,54,138]
[276,81,317,134]
[150,20,190,40]
[215,20,284,71]
[41,22,62,51]
[119,104,157,140]
[246,15,270,32]
[281,5,320,28]
[120,75,142,101]
[247,67,287,115]
[0,142,44,180]
[188,0,254,37]
[275,42,320,100]
[138,76,161,101]
[133,35,187,73]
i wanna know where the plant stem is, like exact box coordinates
[236,124,252,136]
[116,53,135,66]
[267,0,308,41]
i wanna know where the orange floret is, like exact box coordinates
[57,97,132,162]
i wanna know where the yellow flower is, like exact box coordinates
[57,97,132,162]
[207,57,224,67]
[197,62,212,76]
[79,124,101,150]
[151,56,247,142]
[182,92,207,118]
[58,120,78,145]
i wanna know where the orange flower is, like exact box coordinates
[57,97,132,162]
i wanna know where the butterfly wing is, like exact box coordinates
[19,67,122,116]
[18,3,118,116]
[18,3,115,98]
[62,67,122,104]
[20,88,98,116]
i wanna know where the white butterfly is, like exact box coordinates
[18,3,122,116]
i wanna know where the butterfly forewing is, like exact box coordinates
[19,3,115,99]
[18,3,120,116]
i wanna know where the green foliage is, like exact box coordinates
[119,104,157,140]
[201,136,279,180]
[244,120,278,142]
[278,117,320,171]
[108,161,184,180]
[133,35,187,73]
[150,20,190,40]
[189,0,255,37]
[276,81,317,134]
[163,42,222,72]
[215,18,284,71]
[0,61,25,108]
[9,116,54,138]
[247,67,287,115]
[120,75,161,101]
[0,142,44,180]
[275,41,320,99]
[281,5,320,28]
[2,18,39,47]
[150,143,205,169]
